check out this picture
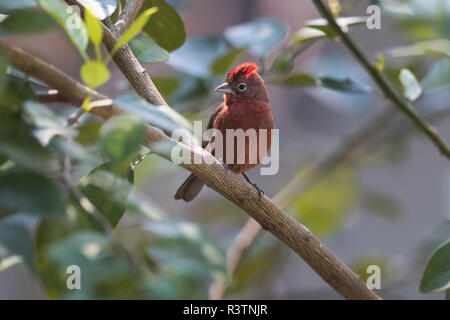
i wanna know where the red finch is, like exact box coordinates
[174,62,274,201]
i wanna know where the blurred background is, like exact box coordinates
[1,0,449,299]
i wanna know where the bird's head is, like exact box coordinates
[215,62,269,104]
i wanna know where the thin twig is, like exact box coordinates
[312,0,450,159]
[114,0,145,36]
[66,109,85,125]
[0,42,381,300]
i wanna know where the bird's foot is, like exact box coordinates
[242,173,264,200]
[251,183,264,200]
[221,163,233,173]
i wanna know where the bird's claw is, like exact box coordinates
[241,172,264,200]
[222,163,233,173]
[252,183,264,200]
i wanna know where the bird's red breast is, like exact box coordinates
[212,99,273,173]
[206,62,274,173]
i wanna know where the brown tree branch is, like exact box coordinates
[0,42,382,300]
[114,0,146,36]
[36,89,70,103]
[209,106,394,299]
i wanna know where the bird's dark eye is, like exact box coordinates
[238,83,247,91]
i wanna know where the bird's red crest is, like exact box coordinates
[227,62,258,80]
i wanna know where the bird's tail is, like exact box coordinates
[174,174,204,202]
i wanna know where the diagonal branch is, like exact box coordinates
[114,0,146,36]
[65,0,167,107]
[36,89,71,103]
[312,0,450,159]
[0,42,382,300]
[209,106,394,299]
[212,98,450,299]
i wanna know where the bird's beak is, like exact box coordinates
[215,82,233,94]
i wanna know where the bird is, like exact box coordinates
[174,62,274,202]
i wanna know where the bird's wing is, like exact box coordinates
[203,103,225,148]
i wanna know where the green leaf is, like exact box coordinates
[170,75,210,104]
[128,35,169,63]
[0,255,23,272]
[273,73,318,86]
[0,170,66,217]
[49,135,98,165]
[0,106,59,174]
[141,0,186,52]
[75,120,102,145]
[0,73,36,108]
[229,238,279,293]
[37,0,88,55]
[111,7,158,56]
[168,36,228,78]
[399,68,422,101]
[379,0,414,16]
[0,135,57,174]
[0,54,8,91]
[211,48,246,75]
[100,114,145,164]
[152,77,179,97]
[304,16,367,38]
[24,101,76,145]
[224,18,286,57]
[319,76,372,94]
[360,190,402,221]
[6,67,48,89]
[77,0,117,19]
[0,8,56,34]
[80,60,110,89]
[144,219,226,276]
[0,0,36,13]
[115,94,192,134]
[0,220,35,272]
[35,201,148,299]
[292,27,328,44]
[85,8,103,46]
[0,160,15,173]
[47,231,110,266]
[420,239,450,293]
[292,16,366,45]
[37,228,145,299]
[289,166,358,237]
[421,58,450,92]
[270,49,294,74]
[80,162,134,227]
[350,253,394,283]
[387,39,450,58]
